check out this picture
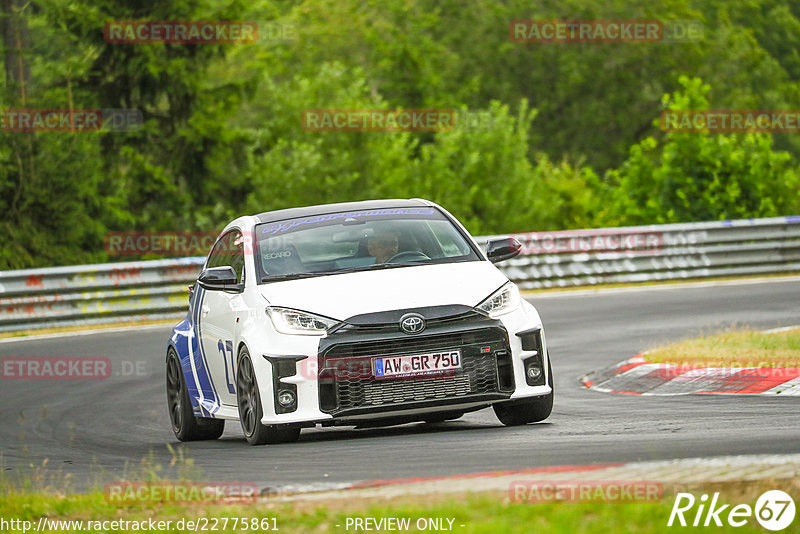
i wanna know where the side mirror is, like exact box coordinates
[486,237,522,264]
[197,266,240,291]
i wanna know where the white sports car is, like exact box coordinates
[166,199,553,445]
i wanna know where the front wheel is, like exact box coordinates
[166,348,225,441]
[236,348,300,446]
[493,359,553,426]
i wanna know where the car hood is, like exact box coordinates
[259,261,508,320]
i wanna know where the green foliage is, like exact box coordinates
[600,77,800,225]
[408,103,600,235]
[407,102,539,235]
[2,0,800,269]
[239,62,417,215]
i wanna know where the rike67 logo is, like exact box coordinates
[668,490,795,531]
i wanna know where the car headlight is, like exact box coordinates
[266,307,339,336]
[475,282,521,317]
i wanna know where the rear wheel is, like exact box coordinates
[236,348,301,446]
[493,358,553,426]
[166,348,225,441]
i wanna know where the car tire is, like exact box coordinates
[236,348,301,446]
[166,348,225,441]
[493,357,554,426]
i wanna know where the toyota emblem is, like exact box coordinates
[399,313,425,334]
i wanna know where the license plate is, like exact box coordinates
[373,350,461,379]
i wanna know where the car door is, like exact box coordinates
[198,230,246,409]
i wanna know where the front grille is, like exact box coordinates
[363,375,472,405]
[324,329,500,359]
[318,326,511,414]
[335,310,485,334]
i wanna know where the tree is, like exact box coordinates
[600,76,800,225]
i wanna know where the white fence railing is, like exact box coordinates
[1,216,798,332]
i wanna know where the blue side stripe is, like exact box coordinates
[192,287,210,417]
[189,287,210,417]
[190,287,208,417]
[170,314,196,405]
[193,287,221,415]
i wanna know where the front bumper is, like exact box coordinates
[250,301,551,425]
[318,314,514,417]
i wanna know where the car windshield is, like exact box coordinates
[254,207,480,282]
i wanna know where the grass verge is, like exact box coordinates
[646,327,800,368]
[1,478,796,533]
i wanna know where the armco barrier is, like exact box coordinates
[0,257,204,332]
[477,215,800,290]
[0,216,798,332]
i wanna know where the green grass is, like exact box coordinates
[0,481,792,533]
[646,327,800,368]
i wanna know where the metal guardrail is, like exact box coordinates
[1,216,798,332]
[478,215,800,289]
[0,257,205,332]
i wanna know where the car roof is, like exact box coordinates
[254,198,433,224]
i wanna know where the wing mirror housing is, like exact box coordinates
[197,266,241,291]
[486,237,522,264]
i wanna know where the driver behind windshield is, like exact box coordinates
[367,230,400,263]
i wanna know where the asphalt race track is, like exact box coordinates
[1,278,799,491]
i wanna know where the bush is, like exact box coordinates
[600,77,800,226]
